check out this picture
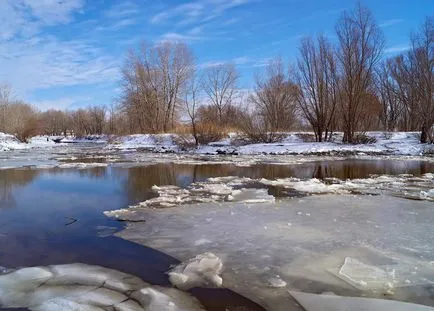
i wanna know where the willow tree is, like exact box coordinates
[120,41,194,133]
[296,36,339,142]
[336,4,384,143]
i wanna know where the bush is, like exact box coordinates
[295,133,316,142]
[237,112,286,144]
[352,133,377,144]
[196,122,226,144]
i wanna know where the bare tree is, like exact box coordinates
[120,42,194,134]
[184,69,201,146]
[203,63,238,125]
[0,84,13,133]
[296,36,339,142]
[89,105,106,135]
[336,3,385,143]
[409,17,434,143]
[250,58,298,132]
[375,61,403,132]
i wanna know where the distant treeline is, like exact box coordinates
[1,3,433,144]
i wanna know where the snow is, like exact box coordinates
[0,132,27,151]
[109,134,178,152]
[168,252,223,290]
[289,291,434,311]
[105,131,434,156]
[0,263,205,311]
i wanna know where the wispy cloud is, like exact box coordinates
[380,19,404,28]
[0,0,119,98]
[384,44,410,54]
[104,2,139,19]
[199,56,271,68]
[32,96,91,111]
[158,32,205,43]
[151,0,253,25]
[95,18,137,32]
[0,37,119,93]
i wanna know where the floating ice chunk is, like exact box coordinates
[337,257,389,290]
[289,291,434,311]
[33,298,105,311]
[0,264,205,311]
[268,276,287,288]
[168,252,223,290]
[194,238,212,246]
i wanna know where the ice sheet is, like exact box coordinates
[110,195,434,311]
[289,291,434,311]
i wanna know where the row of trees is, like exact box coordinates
[0,87,110,141]
[118,4,433,144]
[1,4,432,144]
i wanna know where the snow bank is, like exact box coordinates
[0,263,205,311]
[0,132,27,151]
[168,252,223,290]
[109,134,178,152]
[106,132,434,156]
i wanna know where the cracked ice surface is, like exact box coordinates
[0,263,205,311]
[110,195,434,311]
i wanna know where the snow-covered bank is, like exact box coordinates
[0,132,27,151]
[1,131,433,157]
[107,132,434,156]
[107,195,434,311]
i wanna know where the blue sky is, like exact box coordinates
[0,0,432,111]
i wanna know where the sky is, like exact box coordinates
[0,0,432,111]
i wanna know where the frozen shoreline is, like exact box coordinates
[106,195,434,311]
[1,132,433,157]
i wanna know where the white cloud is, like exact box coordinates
[385,44,410,54]
[380,19,404,28]
[159,32,205,43]
[0,37,119,93]
[104,2,139,19]
[32,96,90,111]
[95,18,137,32]
[151,0,253,25]
[19,0,84,23]
[0,0,119,99]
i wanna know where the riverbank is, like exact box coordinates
[1,132,433,157]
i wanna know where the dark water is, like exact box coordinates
[0,159,433,310]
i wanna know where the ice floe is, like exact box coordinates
[0,263,205,311]
[168,252,223,290]
[121,173,433,210]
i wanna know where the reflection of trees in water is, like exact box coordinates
[0,169,40,207]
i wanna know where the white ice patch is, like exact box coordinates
[335,257,434,293]
[121,173,434,211]
[289,291,434,311]
[0,264,204,311]
[168,252,223,290]
[131,179,274,208]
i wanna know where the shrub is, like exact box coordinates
[352,133,377,144]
